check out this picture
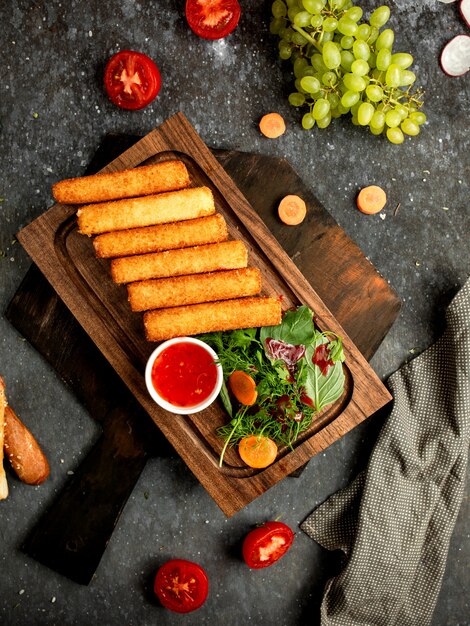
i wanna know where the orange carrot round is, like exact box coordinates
[259,113,286,139]
[278,194,307,225]
[228,370,258,406]
[357,185,387,214]
[239,435,278,468]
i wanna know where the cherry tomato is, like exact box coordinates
[242,521,295,569]
[104,50,161,110]
[185,0,241,40]
[154,559,208,613]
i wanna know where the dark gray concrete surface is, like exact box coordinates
[0,1,468,624]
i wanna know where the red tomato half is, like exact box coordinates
[154,559,209,613]
[185,0,241,40]
[104,50,161,110]
[242,521,295,569]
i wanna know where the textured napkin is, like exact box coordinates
[301,279,470,626]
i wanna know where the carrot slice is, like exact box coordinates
[357,185,387,214]
[228,370,258,406]
[259,113,286,139]
[278,194,307,225]
[239,435,278,468]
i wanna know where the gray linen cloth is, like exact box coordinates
[301,279,470,626]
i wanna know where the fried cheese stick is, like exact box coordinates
[93,214,228,258]
[111,240,248,284]
[0,376,8,500]
[128,268,262,312]
[144,297,282,342]
[77,186,215,236]
[53,160,190,204]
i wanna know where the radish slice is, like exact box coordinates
[440,34,470,76]
[437,0,457,3]
[461,0,470,27]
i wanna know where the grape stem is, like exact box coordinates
[292,25,322,52]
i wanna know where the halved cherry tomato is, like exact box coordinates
[242,521,294,569]
[185,0,241,40]
[154,559,208,613]
[104,50,161,110]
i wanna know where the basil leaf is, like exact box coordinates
[304,339,345,412]
[260,305,315,346]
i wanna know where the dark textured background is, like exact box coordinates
[0,1,468,624]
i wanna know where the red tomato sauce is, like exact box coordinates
[151,342,218,408]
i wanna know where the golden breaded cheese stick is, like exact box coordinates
[93,214,228,258]
[144,297,282,342]
[53,160,190,204]
[111,240,248,284]
[128,268,262,312]
[77,186,215,236]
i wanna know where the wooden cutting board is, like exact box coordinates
[15,114,398,519]
[7,131,400,584]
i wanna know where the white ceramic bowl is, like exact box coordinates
[145,337,223,415]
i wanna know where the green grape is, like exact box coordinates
[302,0,324,12]
[337,17,358,36]
[294,11,313,26]
[357,102,374,125]
[385,64,401,88]
[351,59,369,76]
[341,90,360,107]
[289,92,306,106]
[280,27,293,41]
[270,18,285,35]
[294,78,308,93]
[272,0,288,18]
[313,98,331,120]
[323,17,338,32]
[351,115,360,126]
[301,66,317,77]
[311,54,325,71]
[366,84,383,102]
[294,57,309,78]
[287,7,300,21]
[337,102,350,114]
[331,107,343,119]
[345,6,363,22]
[327,92,340,108]
[356,24,371,41]
[353,40,370,61]
[395,104,409,120]
[302,112,316,129]
[322,70,337,86]
[400,70,416,86]
[368,52,377,68]
[368,27,379,45]
[322,31,335,43]
[350,100,361,116]
[370,109,385,129]
[385,109,401,128]
[330,0,347,9]
[343,72,366,92]
[401,118,420,136]
[370,125,384,135]
[317,112,332,128]
[341,35,354,49]
[410,111,426,125]
[391,53,413,69]
[387,127,405,144]
[286,0,299,6]
[292,31,308,45]
[371,67,383,80]
[300,75,321,92]
[376,48,391,71]
[340,50,355,71]
[310,14,323,27]
[370,5,390,28]
[375,28,394,51]
[323,41,341,69]
[279,41,292,60]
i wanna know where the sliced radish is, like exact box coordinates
[437,0,457,3]
[440,34,470,76]
[460,0,470,28]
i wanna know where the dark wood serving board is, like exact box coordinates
[7,129,400,584]
[15,113,397,518]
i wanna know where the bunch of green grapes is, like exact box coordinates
[270,0,426,143]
